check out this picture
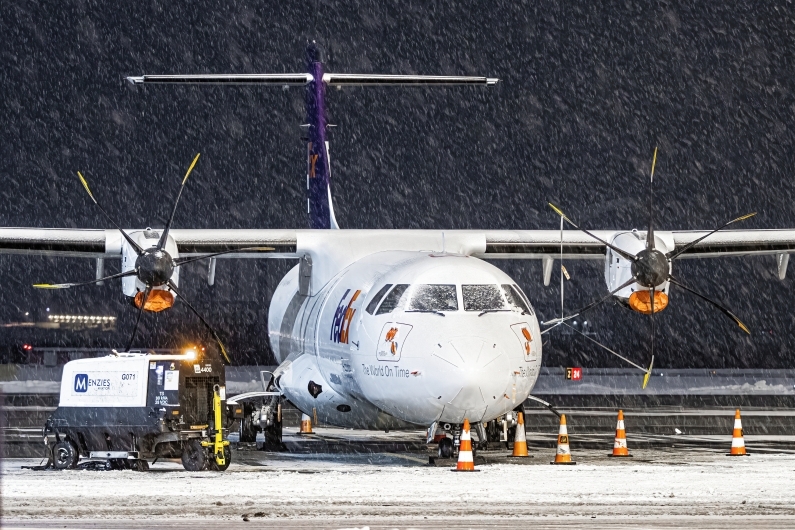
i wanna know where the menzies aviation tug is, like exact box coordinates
[4,44,795,452]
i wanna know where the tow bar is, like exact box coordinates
[202,384,230,468]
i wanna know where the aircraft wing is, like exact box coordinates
[3,227,795,292]
[479,229,795,260]
[2,227,795,260]
[0,228,299,258]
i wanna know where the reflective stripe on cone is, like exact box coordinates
[298,413,314,434]
[728,409,749,456]
[551,414,576,465]
[511,411,529,457]
[609,409,632,457]
[452,418,479,472]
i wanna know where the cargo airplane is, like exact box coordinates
[3,44,795,453]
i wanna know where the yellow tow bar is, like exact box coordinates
[201,384,229,467]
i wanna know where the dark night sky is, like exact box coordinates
[2,1,794,367]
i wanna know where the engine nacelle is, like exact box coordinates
[120,229,180,300]
[605,230,673,308]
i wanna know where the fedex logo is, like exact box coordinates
[74,373,88,392]
[330,289,362,344]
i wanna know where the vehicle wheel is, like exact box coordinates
[181,439,208,471]
[208,446,231,471]
[438,437,454,459]
[103,458,125,470]
[239,406,258,443]
[52,440,79,470]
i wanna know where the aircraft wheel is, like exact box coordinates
[52,440,79,470]
[208,446,231,471]
[505,426,516,449]
[438,437,454,459]
[485,419,501,443]
[181,439,208,471]
[239,404,258,443]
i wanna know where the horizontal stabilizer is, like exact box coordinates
[322,73,498,86]
[126,74,312,85]
[126,73,498,87]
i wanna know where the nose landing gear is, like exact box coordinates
[433,422,481,459]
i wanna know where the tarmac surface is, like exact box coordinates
[4,368,795,528]
[3,427,795,529]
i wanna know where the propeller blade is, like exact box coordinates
[667,275,750,335]
[33,269,138,290]
[649,285,655,386]
[173,246,275,268]
[543,276,637,327]
[126,286,152,352]
[77,172,145,255]
[647,147,658,251]
[642,354,654,389]
[157,153,200,251]
[548,203,637,262]
[667,212,757,261]
[167,281,231,364]
[562,321,649,372]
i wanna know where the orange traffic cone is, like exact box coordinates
[452,419,479,472]
[608,410,632,457]
[551,414,576,465]
[298,412,314,435]
[510,412,529,457]
[727,409,749,456]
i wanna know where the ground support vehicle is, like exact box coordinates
[43,351,232,471]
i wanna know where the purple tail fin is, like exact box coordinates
[305,44,338,230]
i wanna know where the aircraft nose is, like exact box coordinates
[426,337,511,422]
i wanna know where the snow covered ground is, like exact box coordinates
[3,440,795,529]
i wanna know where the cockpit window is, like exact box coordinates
[407,284,458,312]
[502,284,533,315]
[375,284,409,315]
[366,284,393,315]
[514,284,535,316]
[462,284,507,311]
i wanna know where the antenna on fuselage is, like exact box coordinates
[126,44,498,230]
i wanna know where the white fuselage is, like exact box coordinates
[269,251,542,429]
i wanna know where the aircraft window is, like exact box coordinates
[462,284,508,311]
[502,284,533,315]
[407,284,458,312]
[513,284,536,316]
[376,284,409,315]
[366,284,393,315]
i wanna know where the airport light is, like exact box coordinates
[47,314,117,323]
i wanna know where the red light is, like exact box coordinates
[23,344,32,350]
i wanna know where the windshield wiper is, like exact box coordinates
[406,309,446,317]
[477,309,512,317]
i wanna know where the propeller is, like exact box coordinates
[545,148,753,384]
[33,154,273,363]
